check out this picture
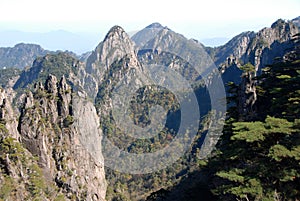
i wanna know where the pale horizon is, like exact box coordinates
[0,0,299,53]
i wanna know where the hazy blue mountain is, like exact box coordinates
[0,30,100,54]
[0,43,50,69]
[131,22,165,47]
[0,43,82,69]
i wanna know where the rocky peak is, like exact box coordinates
[86,25,136,84]
[141,27,213,74]
[131,23,166,48]
[104,25,127,40]
[292,16,300,29]
[145,22,164,29]
[45,74,58,95]
[216,18,299,79]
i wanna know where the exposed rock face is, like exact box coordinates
[0,88,20,139]
[292,16,300,29]
[215,31,256,69]
[217,19,299,119]
[86,26,136,84]
[1,18,299,201]
[1,73,106,200]
[238,71,257,121]
[133,25,215,77]
[216,19,299,76]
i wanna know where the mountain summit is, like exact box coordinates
[86,25,135,86]
[145,22,164,29]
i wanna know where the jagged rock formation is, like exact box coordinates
[216,19,299,76]
[217,19,299,119]
[86,26,136,83]
[0,53,106,200]
[292,16,300,29]
[0,88,20,140]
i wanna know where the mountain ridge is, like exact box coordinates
[0,16,299,201]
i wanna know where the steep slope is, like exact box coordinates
[292,16,300,29]
[1,50,107,200]
[216,19,299,76]
[84,26,137,99]
[141,27,214,75]
[96,24,226,201]
[86,26,136,83]
[13,52,83,89]
[0,74,107,200]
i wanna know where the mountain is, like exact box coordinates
[0,17,299,201]
[86,26,136,83]
[0,43,50,69]
[292,16,300,29]
[0,30,99,54]
[131,22,165,47]
[0,43,83,70]
[216,19,299,75]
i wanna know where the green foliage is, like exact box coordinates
[0,137,25,162]
[207,48,300,200]
[0,137,58,200]
[231,116,294,142]
[14,53,79,89]
[0,176,14,200]
[210,117,300,200]
[240,62,255,73]
[28,164,47,198]
[0,68,21,88]
[257,58,300,120]
[63,115,74,127]
[0,123,8,135]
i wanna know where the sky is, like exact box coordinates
[0,0,299,52]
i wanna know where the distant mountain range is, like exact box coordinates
[0,30,100,54]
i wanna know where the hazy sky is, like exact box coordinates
[0,0,299,50]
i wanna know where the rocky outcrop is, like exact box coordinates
[238,71,257,121]
[0,88,20,139]
[217,19,299,120]
[0,74,106,200]
[86,26,136,84]
[216,19,299,77]
[292,16,300,29]
[215,31,255,69]
[18,75,106,200]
